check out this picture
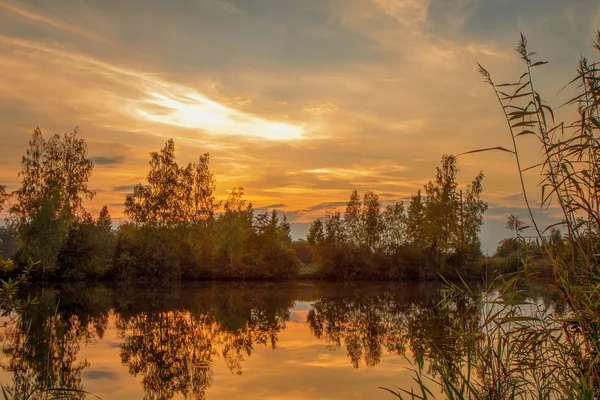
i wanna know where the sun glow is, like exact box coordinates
[137,90,306,141]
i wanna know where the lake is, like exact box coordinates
[0,281,552,399]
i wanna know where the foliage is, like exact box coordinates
[115,142,300,281]
[2,134,301,281]
[493,238,521,258]
[7,128,94,271]
[291,239,312,265]
[307,155,488,280]
[0,185,6,214]
[57,209,116,280]
[0,227,18,262]
[124,139,219,226]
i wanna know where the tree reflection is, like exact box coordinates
[1,287,108,399]
[114,283,293,400]
[307,283,477,373]
[0,281,558,399]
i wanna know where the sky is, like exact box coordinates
[0,0,599,252]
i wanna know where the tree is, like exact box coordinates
[124,139,220,227]
[381,202,406,250]
[345,190,362,244]
[96,206,112,233]
[180,153,220,224]
[0,185,6,214]
[11,128,94,225]
[307,218,325,261]
[406,190,427,247]
[361,191,381,249]
[9,128,95,269]
[214,187,253,275]
[424,155,460,254]
[11,128,94,221]
[462,172,488,255]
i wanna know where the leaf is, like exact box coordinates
[458,147,515,156]
[541,104,555,123]
[516,130,538,137]
[520,162,543,172]
[512,121,538,128]
[531,61,549,67]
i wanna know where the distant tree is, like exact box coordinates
[214,187,253,275]
[58,206,116,280]
[307,218,325,261]
[0,185,7,213]
[96,205,112,232]
[424,155,460,254]
[381,202,406,250]
[323,210,346,247]
[180,153,220,224]
[292,239,312,265]
[549,228,562,248]
[494,238,520,258]
[462,172,488,255]
[124,139,220,227]
[345,190,362,243]
[361,191,381,249]
[124,139,180,226]
[406,190,427,247]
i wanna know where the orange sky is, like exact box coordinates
[1,0,599,250]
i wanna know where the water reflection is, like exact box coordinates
[114,284,293,399]
[0,282,553,399]
[1,289,109,399]
[307,283,476,373]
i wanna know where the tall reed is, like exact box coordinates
[386,32,600,400]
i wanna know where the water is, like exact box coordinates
[0,281,548,399]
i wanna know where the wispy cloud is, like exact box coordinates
[90,156,126,165]
[371,0,429,29]
[0,0,108,43]
[0,36,307,141]
[0,0,597,251]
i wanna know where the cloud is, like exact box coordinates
[91,156,125,165]
[260,203,287,209]
[82,369,119,380]
[112,185,136,192]
[371,0,429,29]
[0,36,307,142]
[0,0,597,252]
[0,0,108,43]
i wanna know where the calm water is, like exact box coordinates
[0,281,551,399]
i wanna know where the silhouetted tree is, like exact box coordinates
[9,128,94,269]
[462,172,488,256]
[0,184,6,214]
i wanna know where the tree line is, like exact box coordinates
[307,155,489,280]
[0,127,490,281]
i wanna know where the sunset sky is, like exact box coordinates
[1,0,599,251]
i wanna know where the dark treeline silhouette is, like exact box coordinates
[0,128,490,281]
[0,129,299,281]
[307,155,489,280]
